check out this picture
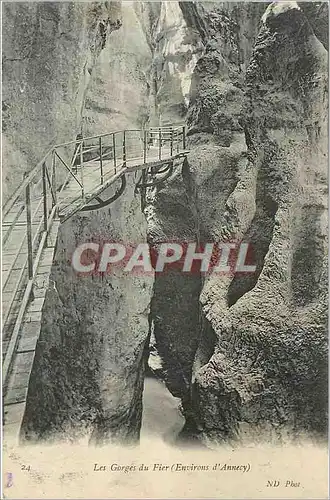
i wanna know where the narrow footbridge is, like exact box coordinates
[2,125,188,438]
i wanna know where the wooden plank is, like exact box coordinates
[2,252,25,265]
[38,252,54,267]
[2,209,57,384]
[6,370,32,390]
[125,153,185,173]
[39,247,56,260]
[2,290,25,303]
[34,265,53,277]
[10,351,35,376]
[3,269,25,291]
[17,335,39,353]
[3,422,21,440]
[5,386,29,405]
[29,286,46,299]
[2,300,21,322]
[3,402,26,425]
[3,147,52,218]
[26,297,45,314]
[17,320,40,342]
[24,310,43,323]
[2,253,29,272]
[2,340,10,357]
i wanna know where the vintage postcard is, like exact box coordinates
[1,0,328,498]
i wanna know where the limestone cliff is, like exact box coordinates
[82,1,203,132]
[184,2,328,444]
[22,175,153,444]
[3,1,328,446]
[82,2,152,133]
[207,1,328,444]
[145,1,328,445]
[2,1,121,202]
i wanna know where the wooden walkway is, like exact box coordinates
[2,125,188,439]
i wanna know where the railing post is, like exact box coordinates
[99,136,104,185]
[26,183,33,281]
[170,128,173,156]
[158,127,162,160]
[182,125,186,150]
[113,133,117,174]
[42,162,48,236]
[143,130,147,163]
[52,149,57,208]
[123,131,126,167]
[80,139,85,200]
[176,129,180,153]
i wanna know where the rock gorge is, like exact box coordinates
[3,1,328,446]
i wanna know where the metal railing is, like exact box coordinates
[2,151,58,383]
[2,124,187,385]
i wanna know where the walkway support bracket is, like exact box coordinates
[136,161,174,189]
[80,174,127,211]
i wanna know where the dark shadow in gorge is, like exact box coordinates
[150,269,202,401]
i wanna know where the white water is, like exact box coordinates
[140,376,185,445]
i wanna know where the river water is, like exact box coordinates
[140,376,185,444]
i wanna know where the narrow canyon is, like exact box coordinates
[3,1,328,448]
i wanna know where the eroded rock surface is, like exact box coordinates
[145,2,328,445]
[2,1,121,202]
[3,1,328,446]
[189,2,328,445]
[145,158,201,407]
[22,175,153,444]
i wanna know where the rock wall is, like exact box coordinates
[186,2,328,445]
[22,174,153,444]
[151,1,204,124]
[82,0,203,133]
[145,0,264,434]
[145,158,202,409]
[82,2,152,133]
[145,1,328,446]
[2,1,121,202]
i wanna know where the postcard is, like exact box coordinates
[2,1,328,498]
